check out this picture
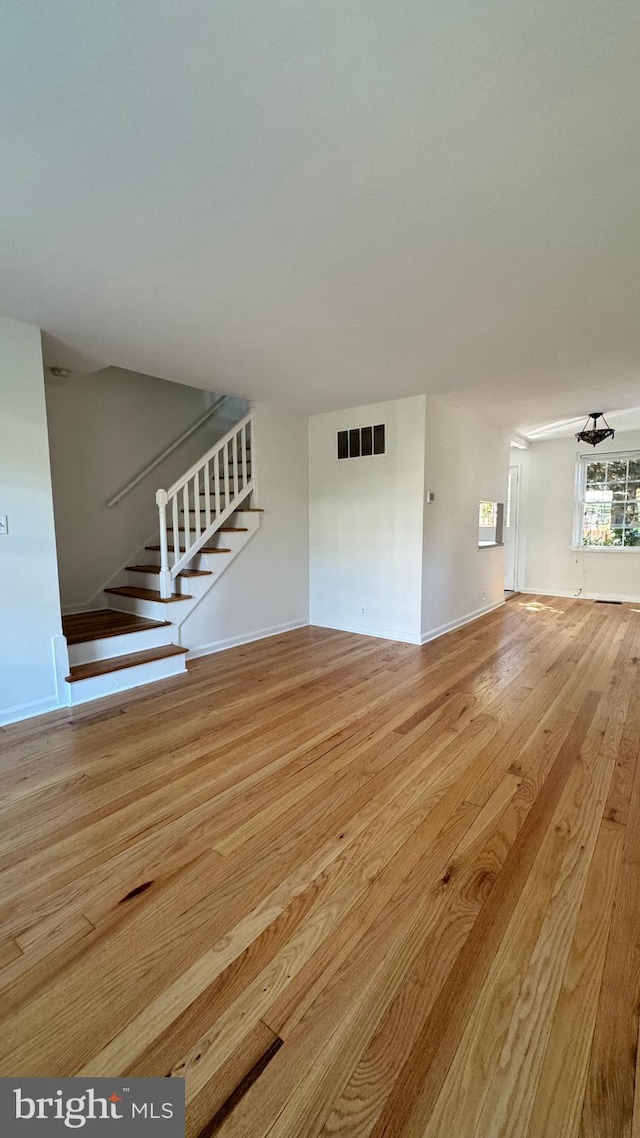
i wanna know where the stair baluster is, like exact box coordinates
[156,410,255,598]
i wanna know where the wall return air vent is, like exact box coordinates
[337,423,386,460]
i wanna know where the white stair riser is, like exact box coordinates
[66,653,188,706]
[168,516,253,540]
[197,481,252,500]
[174,482,252,507]
[142,548,238,570]
[168,509,258,535]
[124,571,167,591]
[188,532,255,555]
[141,549,166,569]
[106,595,182,620]
[123,570,210,593]
[178,494,251,514]
[172,491,248,509]
[68,625,174,666]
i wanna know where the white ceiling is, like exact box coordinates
[524,406,640,440]
[2,1,640,430]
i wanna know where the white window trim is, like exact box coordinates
[478,501,505,549]
[572,450,640,551]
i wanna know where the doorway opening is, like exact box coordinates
[504,463,519,596]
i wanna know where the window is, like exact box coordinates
[478,500,504,548]
[337,423,386,460]
[577,454,640,547]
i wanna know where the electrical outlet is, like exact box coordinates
[0,515,8,535]
[360,606,366,616]
[482,591,486,601]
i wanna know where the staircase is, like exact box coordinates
[62,411,262,705]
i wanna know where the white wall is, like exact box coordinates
[521,429,640,601]
[0,317,64,725]
[421,397,511,641]
[181,402,309,653]
[309,396,426,643]
[46,367,246,609]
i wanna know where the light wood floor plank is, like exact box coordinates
[579,671,640,1138]
[0,598,638,1137]
[526,816,624,1138]
[367,688,605,1138]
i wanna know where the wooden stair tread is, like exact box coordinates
[218,527,249,532]
[66,644,188,683]
[126,564,212,577]
[145,545,232,553]
[105,586,192,603]
[62,610,171,646]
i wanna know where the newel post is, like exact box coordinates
[156,488,172,599]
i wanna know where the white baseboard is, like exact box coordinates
[0,695,62,728]
[524,586,640,603]
[308,603,506,648]
[309,619,422,645]
[522,587,580,600]
[52,634,70,707]
[187,619,310,659]
[420,598,505,645]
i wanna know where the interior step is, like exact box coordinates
[168,511,262,536]
[126,563,212,577]
[180,501,249,513]
[105,586,192,603]
[145,545,232,554]
[63,610,171,645]
[66,644,188,683]
[171,509,242,522]
[172,510,263,521]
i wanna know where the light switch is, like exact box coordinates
[0,516,8,535]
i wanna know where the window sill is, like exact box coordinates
[478,541,504,549]
[571,546,640,553]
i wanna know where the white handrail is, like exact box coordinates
[107,395,231,507]
[156,410,254,598]
[165,410,252,497]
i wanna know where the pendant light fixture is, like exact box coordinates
[575,412,615,448]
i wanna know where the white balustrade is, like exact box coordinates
[155,411,254,598]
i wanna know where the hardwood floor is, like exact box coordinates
[1,595,639,1136]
